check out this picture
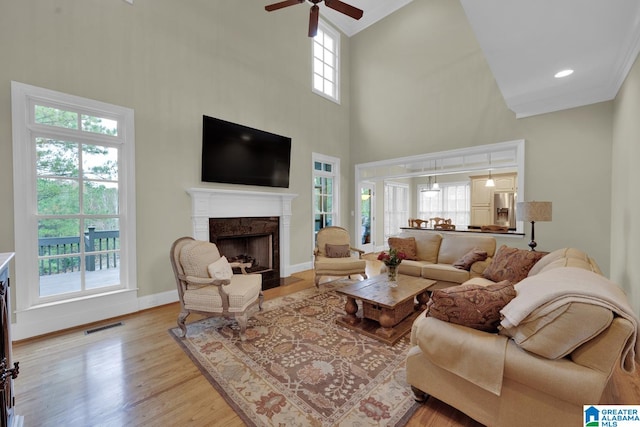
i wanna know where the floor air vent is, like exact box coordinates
[85,321,124,335]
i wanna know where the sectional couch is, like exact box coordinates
[406,247,639,427]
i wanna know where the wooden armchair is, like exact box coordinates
[313,226,367,287]
[170,237,263,340]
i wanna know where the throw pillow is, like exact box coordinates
[426,280,516,332]
[388,237,418,260]
[483,245,545,284]
[453,247,488,271]
[207,256,233,281]
[325,243,351,258]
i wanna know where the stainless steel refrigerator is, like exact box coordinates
[494,192,516,229]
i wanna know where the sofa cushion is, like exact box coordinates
[325,243,351,258]
[453,248,488,271]
[421,263,471,284]
[427,280,516,332]
[388,236,418,260]
[437,234,496,264]
[397,259,426,277]
[500,302,613,359]
[483,245,545,284]
[527,247,602,276]
[395,231,442,263]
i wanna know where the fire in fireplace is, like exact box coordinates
[209,217,280,290]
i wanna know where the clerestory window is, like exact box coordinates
[312,20,340,103]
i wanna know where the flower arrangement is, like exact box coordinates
[377,248,407,267]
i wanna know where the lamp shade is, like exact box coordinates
[516,201,552,222]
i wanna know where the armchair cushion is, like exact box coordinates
[180,240,221,278]
[427,280,515,332]
[483,245,545,284]
[325,243,351,258]
[207,255,233,281]
[389,237,418,260]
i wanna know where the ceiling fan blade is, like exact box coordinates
[265,0,304,12]
[309,5,320,37]
[324,0,363,20]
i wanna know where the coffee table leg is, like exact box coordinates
[376,308,396,338]
[416,291,430,311]
[342,296,360,325]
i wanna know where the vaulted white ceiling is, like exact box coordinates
[322,0,640,118]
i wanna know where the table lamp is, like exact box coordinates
[516,201,552,251]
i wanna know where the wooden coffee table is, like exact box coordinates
[335,274,436,345]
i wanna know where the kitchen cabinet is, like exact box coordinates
[494,175,516,192]
[470,178,492,206]
[470,173,517,226]
[471,206,492,226]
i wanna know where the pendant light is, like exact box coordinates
[486,153,495,187]
[421,176,440,194]
[421,160,440,194]
[432,159,440,190]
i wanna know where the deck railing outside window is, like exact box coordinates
[38,227,119,275]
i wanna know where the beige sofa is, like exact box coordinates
[391,230,496,290]
[406,248,639,427]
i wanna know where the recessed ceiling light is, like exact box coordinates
[554,69,574,78]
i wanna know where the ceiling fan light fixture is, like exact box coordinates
[265,0,363,37]
[554,69,574,78]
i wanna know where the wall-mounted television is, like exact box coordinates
[201,115,292,188]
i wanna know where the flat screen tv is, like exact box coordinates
[201,115,292,188]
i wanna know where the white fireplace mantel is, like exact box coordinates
[187,188,298,276]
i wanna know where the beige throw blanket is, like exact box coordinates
[501,267,640,373]
[417,317,508,395]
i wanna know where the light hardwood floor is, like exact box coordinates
[12,261,640,426]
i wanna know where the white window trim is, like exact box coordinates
[383,181,410,243]
[312,20,341,104]
[11,81,138,339]
[312,152,341,239]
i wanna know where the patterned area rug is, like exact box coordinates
[169,280,419,426]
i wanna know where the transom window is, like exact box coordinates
[312,21,340,103]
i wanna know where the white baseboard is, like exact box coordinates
[138,289,179,310]
[12,289,139,341]
[12,270,314,340]
[286,261,313,275]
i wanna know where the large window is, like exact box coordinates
[384,182,409,243]
[417,182,471,227]
[312,21,340,103]
[313,153,340,238]
[11,82,136,336]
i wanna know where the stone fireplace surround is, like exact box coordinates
[187,188,297,287]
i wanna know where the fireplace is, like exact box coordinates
[187,188,297,290]
[209,217,280,289]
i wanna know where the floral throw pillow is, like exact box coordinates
[388,237,418,260]
[325,243,351,258]
[427,280,515,332]
[482,245,546,284]
[453,247,488,271]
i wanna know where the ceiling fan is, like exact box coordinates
[265,0,364,37]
